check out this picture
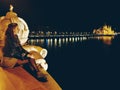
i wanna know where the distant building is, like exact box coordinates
[93,25,115,35]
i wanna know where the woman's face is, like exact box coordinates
[13,26,19,35]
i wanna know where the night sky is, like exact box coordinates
[0,0,120,32]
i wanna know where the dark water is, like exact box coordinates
[28,36,120,90]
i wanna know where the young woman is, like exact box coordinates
[2,23,47,82]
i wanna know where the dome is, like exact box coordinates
[0,5,29,45]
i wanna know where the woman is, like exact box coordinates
[2,23,47,82]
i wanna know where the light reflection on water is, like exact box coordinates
[28,36,114,48]
[88,36,114,45]
[27,37,88,48]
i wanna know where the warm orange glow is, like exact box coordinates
[96,36,114,45]
[93,25,115,35]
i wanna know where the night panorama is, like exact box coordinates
[0,0,120,90]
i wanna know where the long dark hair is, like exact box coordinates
[5,23,18,38]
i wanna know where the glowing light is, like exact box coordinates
[9,4,13,12]
[58,38,62,47]
[93,25,115,35]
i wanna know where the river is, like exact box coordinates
[28,35,120,90]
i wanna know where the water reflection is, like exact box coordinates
[27,36,115,49]
[28,37,87,48]
[58,38,61,47]
[46,38,53,48]
[100,36,114,45]
[88,36,114,45]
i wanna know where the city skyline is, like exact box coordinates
[0,0,120,32]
